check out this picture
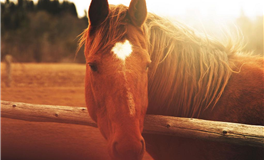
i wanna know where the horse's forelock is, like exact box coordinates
[78,5,129,58]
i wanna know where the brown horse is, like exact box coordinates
[80,0,264,160]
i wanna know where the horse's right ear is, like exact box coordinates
[88,0,109,26]
[128,0,147,27]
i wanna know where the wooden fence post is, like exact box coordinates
[5,55,12,87]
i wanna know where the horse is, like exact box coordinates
[79,0,264,159]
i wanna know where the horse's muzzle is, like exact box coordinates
[110,135,145,160]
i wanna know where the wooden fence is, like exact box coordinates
[1,100,263,148]
[4,55,12,87]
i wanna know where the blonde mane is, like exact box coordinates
[79,4,246,118]
[145,14,245,117]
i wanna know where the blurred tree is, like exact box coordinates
[18,0,24,8]
[1,0,86,63]
[36,0,50,12]
[251,16,263,55]
[81,10,89,26]
[49,0,60,15]
[236,10,263,55]
[25,0,34,11]
[61,0,77,17]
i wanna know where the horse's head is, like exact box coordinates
[84,0,150,159]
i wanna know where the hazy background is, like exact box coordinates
[0,1,263,160]
[1,0,263,63]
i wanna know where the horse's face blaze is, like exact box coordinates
[84,1,149,159]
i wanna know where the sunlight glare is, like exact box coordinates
[1,0,263,19]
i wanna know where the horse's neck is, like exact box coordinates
[147,52,264,124]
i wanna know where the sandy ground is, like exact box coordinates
[1,63,152,160]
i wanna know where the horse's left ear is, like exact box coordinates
[88,0,109,26]
[128,0,147,27]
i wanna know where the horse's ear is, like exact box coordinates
[128,0,147,27]
[88,0,109,26]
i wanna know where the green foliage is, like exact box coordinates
[1,0,87,63]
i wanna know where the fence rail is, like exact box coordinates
[1,100,263,148]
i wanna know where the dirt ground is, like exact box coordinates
[1,63,152,160]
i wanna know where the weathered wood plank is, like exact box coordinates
[1,100,263,147]
[1,100,97,127]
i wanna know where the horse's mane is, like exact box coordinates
[145,13,247,117]
[79,4,246,118]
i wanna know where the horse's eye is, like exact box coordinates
[88,63,98,72]
[146,64,149,71]
[146,61,151,71]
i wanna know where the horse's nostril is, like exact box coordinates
[112,141,119,156]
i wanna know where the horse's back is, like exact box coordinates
[210,55,264,125]
[144,55,264,160]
